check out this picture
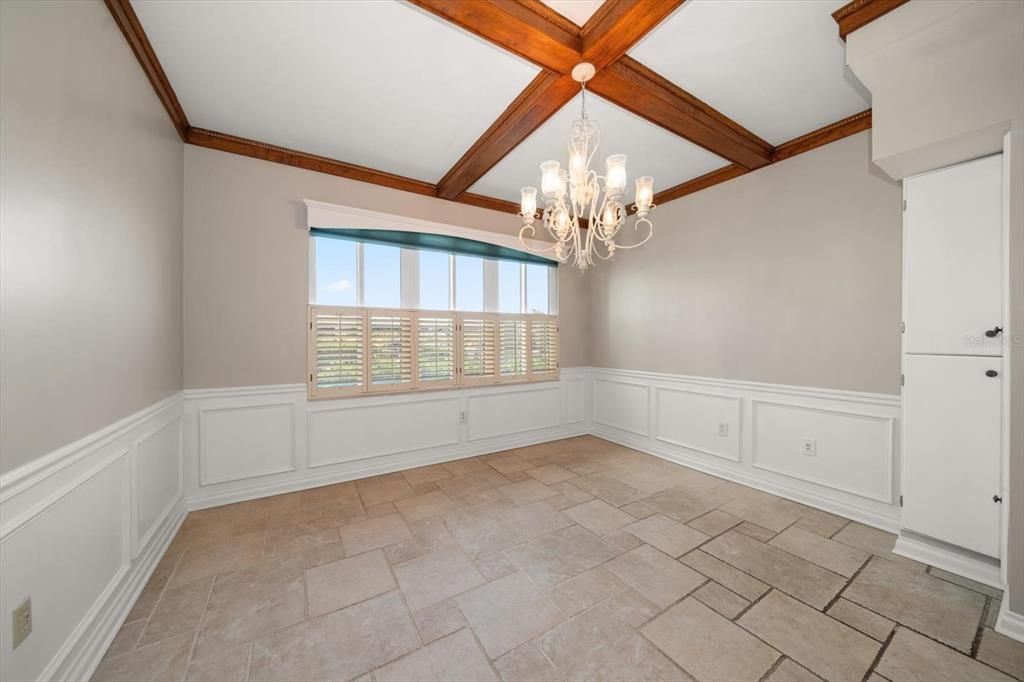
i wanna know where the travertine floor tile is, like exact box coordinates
[137,576,213,647]
[494,643,563,682]
[739,590,879,681]
[603,528,646,551]
[643,486,722,524]
[565,631,689,682]
[563,499,634,535]
[605,544,706,609]
[454,572,564,658]
[375,629,497,681]
[442,456,490,476]
[104,619,146,659]
[603,587,661,628]
[485,452,534,475]
[930,567,1005,598]
[769,525,869,577]
[185,643,250,682]
[832,522,926,571]
[569,474,646,507]
[527,464,577,485]
[764,658,822,682]
[126,567,173,621]
[393,544,486,611]
[843,557,985,652]
[537,605,634,674]
[546,566,624,617]
[702,530,845,609]
[339,513,413,555]
[825,598,895,641]
[263,526,338,558]
[692,581,749,619]
[412,599,467,644]
[720,491,802,532]
[621,501,656,519]
[500,479,558,506]
[476,551,517,580]
[876,627,1015,682]
[499,500,573,540]
[680,549,770,601]
[169,531,265,589]
[734,521,778,542]
[623,514,710,557]
[306,549,395,617]
[444,507,521,560]
[249,591,419,682]
[550,481,595,505]
[304,540,345,569]
[643,598,779,682]
[91,632,193,682]
[686,510,741,537]
[793,506,848,538]
[977,627,1024,679]
[394,490,457,522]
[401,464,452,486]
[356,473,416,507]
[192,554,306,660]
[436,469,510,499]
[505,525,619,589]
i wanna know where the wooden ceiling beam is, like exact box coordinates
[436,71,578,200]
[406,0,581,74]
[589,57,774,170]
[104,0,189,141]
[654,164,748,204]
[581,0,684,69]
[771,109,872,162]
[832,0,910,40]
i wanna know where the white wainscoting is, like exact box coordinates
[0,394,185,682]
[183,369,591,510]
[588,368,902,532]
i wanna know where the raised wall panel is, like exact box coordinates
[309,397,461,467]
[593,379,650,436]
[134,418,182,552]
[199,403,296,485]
[751,400,894,503]
[566,378,586,424]
[468,386,561,441]
[654,387,741,461]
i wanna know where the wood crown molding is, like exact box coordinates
[108,0,875,217]
[832,0,910,40]
[104,0,189,141]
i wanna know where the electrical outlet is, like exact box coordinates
[801,439,817,457]
[718,423,729,437]
[12,597,31,650]
[459,411,467,424]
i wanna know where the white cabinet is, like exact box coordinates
[903,154,1003,356]
[902,355,1002,557]
[900,153,1005,560]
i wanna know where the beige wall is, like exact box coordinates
[588,131,902,395]
[183,146,590,389]
[0,0,184,474]
[848,0,1024,619]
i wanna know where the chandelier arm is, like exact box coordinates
[604,217,655,250]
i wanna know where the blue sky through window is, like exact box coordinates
[314,237,357,306]
[526,264,549,314]
[455,255,483,311]
[363,243,401,308]
[420,250,450,311]
[498,260,521,313]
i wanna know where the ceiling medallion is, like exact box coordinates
[518,62,655,271]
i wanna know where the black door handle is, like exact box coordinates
[985,326,1003,338]
[986,370,999,377]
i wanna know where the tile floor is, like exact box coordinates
[93,436,1024,682]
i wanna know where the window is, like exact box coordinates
[309,230,558,399]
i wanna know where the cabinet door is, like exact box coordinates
[902,354,1002,557]
[903,154,1003,356]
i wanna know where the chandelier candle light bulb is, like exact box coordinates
[518,62,655,270]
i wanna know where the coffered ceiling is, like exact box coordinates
[111,0,905,214]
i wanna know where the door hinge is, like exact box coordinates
[993,495,1003,503]
[901,374,905,386]
[902,199,907,211]
[309,373,313,382]
[899,495,903,507]
[900,321,905,334]
[309,321,313,330]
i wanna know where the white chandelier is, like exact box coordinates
[518,62,655,271]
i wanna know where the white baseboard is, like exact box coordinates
[893,532,1003,589]
[995,599,1024,642]
[0,394,184,682]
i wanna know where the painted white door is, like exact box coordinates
[903,154,1003,356]
[902,354,1002,557]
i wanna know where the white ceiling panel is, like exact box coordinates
[132,0,539,182]
[629,0,870,145]
[541,0,606,27]
[469,93,729,205]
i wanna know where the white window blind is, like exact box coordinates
[308,306,557,398]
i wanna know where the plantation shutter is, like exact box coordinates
[368,311,414,392]
[530,317,559,378]
[499,317,529,381]
[459,316,497,386]
[416,314,457,388]
[309,306,365,398]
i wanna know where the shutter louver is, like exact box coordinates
[417,315,457,388]
[530,317,559,377]
[368,312,414,391]
[310,307,365,397]
[499,318,528,381]
[460,316,497,385]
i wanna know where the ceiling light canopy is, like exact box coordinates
[518,63,655,271]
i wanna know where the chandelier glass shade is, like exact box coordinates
[518,63,655,271]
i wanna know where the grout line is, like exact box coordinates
[758,655,787,682]
[971,596,990,658]
[862,625,898,681]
